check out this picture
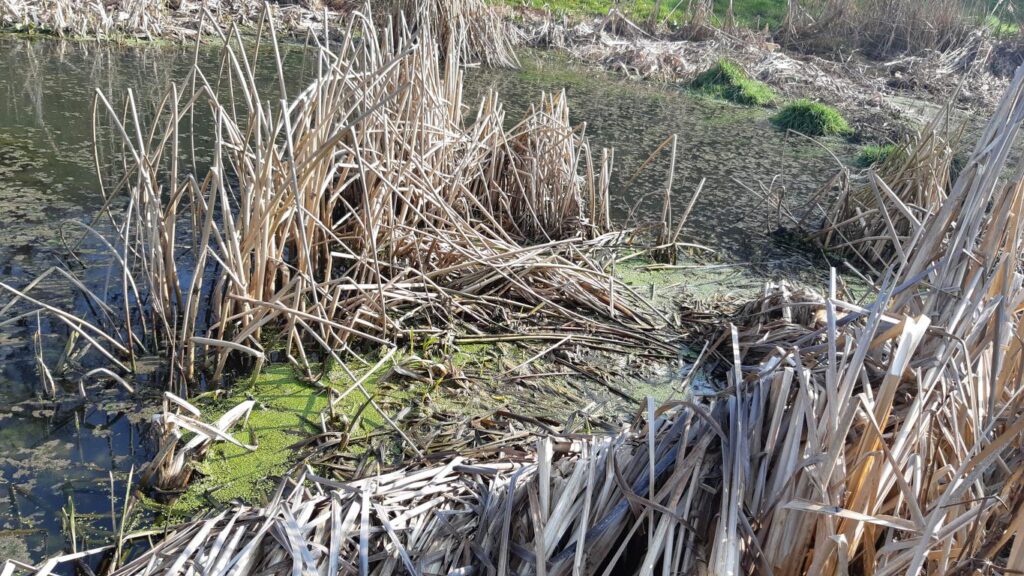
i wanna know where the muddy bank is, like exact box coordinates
[507,7,1013,143]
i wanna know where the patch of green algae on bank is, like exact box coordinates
[614,257,764,305]
[167,368,328,516]
[163,345,503,518]
[167,359,394,517]
[159,304,726,520]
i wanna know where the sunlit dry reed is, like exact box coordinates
[0,2,646,400]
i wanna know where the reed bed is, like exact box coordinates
[0,5,653,399]
[0,0,283,38]
[0,0,167,38]
[13,61,1024,575]
[383,0,521,68]
[9,2,1024,574]
[782,0,989,58]
[11,64,1024,574]
[0,0,521,45]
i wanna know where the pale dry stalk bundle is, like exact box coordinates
[383,0,521,68]
[706,62,1024,574]
[0,6,648,398]
[813,113,964,274]
[0,0,358,39]
[0,0,167,37]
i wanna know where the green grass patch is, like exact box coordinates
[495,0,682,25]
[771,99,852,137]
[713,0,787,29]
[691,60,776,106]
[985,13,1021,35]
[855,143,902,168]
[492,0,786,28]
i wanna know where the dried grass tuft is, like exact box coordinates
[812,110,965,273]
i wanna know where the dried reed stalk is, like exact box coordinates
[382,0,521,68]
[812,112,965,273]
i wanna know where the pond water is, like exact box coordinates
[0,36,854,563]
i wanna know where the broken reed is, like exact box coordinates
[0,3,652,398]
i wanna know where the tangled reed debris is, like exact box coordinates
[811,111,965,273]
[0,0,325,39]
[781,0,988,59]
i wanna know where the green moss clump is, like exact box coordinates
[691,60,776,106]
[855,143,903,168]
[771,100,852,137]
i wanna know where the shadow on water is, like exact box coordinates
[0,38,855,563]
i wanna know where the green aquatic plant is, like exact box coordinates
[691,59,776,106]
[771,99,852,137]
[165,368,334,516]
[855,143,903,168]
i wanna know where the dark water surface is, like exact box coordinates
[0,37,853,563]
